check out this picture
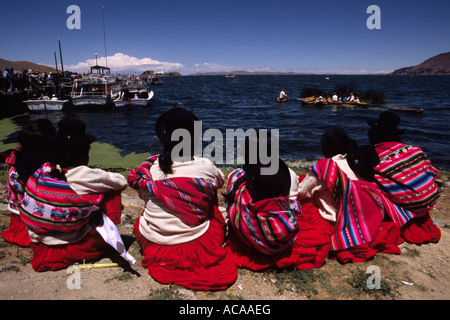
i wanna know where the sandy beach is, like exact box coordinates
[0,170,449,302]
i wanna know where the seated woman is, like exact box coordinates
[19,118,129,272]
[1,119,56,247]
[128,107,237,291]
[367,111,441,244]
[298,126,404,264]
[224,133,333,271]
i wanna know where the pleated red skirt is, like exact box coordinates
[225,199,335,271]
[30,230,111,272]
[133,207,237,291]
[1,213,32,247]
[401,212,441,244]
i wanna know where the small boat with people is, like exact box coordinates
[113,76,154,110]
[225,74,235,78]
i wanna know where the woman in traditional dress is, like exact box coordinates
[1,119,56,247]
[128,107,237,290]
[224,132,334,270]
[298,126,404,263]
[367,111,441,244]
[20,118,130,272]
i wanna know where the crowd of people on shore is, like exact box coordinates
[0,108,442,291]
[1,68,67,94]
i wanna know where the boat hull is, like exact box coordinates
[24,100,67,112]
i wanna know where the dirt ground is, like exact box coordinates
[0,175,449,302]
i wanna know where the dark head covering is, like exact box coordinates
[54,118,95,167]
[15,119,56,182]
[155,107,199,174]
[56,117,96,145]
[321,126,357,158]
[245,160,291,203]
[368,111,404,144]
[347,145,380,181]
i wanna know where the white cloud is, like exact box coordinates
[65,52,183,74]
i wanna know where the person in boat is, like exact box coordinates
[1,119,57,247]
[348,92,355,102]
[332,93,339,103]
[297,126,406,264]
[128,107,237,291]
[279,89,289,100]
[19,118,129,272]
[367,111,441,244]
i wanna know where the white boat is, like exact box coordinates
[68,77,121,110]
[113,77,154,110]
[24,96,68,112]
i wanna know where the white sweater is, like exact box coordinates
[137,157,225,245]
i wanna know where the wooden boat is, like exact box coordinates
[388,106,424,113]
[277,97,287,102]
[225,74,235,78]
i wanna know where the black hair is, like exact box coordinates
[321,126,358,158]
[155,107,199,174]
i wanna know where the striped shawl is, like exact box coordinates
[373,142,440,215]
[20,163,103,235]
[226,169,300,255]
[127,155,216,227]
[310,158,412,251]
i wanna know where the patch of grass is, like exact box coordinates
[0,265,20,273]
[273,268,319,298]
[147,286,183,300]
[403,247,421,258]
[347,269,395,298]
[104,271,133,283]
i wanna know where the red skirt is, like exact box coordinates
[401,212,441,244]
[1,213,32,247]
[134,207,237,291]
[30,230,111,272]
[331,221,402,264]
[225,199,335,271]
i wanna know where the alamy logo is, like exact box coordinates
[66,5,81,30]
[171,121,280,175]
[367,5,381,30]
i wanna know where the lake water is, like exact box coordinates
[3,74,450,170]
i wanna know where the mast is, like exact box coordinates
[102,6,108,71]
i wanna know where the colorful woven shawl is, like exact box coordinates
[226,169,300,255]
[127,155,216,227]
[373,142,440,215]
[310,158,402,251]
[2,148,24,214]
[20,163,104,234]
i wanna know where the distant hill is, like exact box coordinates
[0,58,57,74]
[391,52,450,75]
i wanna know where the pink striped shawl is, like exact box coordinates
[310,158,410,251]
[226,169,300,255]
[20,163,103,234]
[373,142,440,215]
[127,156,216,227]
[2,148,24,214]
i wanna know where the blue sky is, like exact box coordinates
[1,0,449,75]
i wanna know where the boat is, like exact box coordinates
[388,106,424,113]
[67,74,121,111]
[225,74,235,78]
[300,96,368,107]
[113,78,154,110]
[24,96,68,112]
[277,97,287,102]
